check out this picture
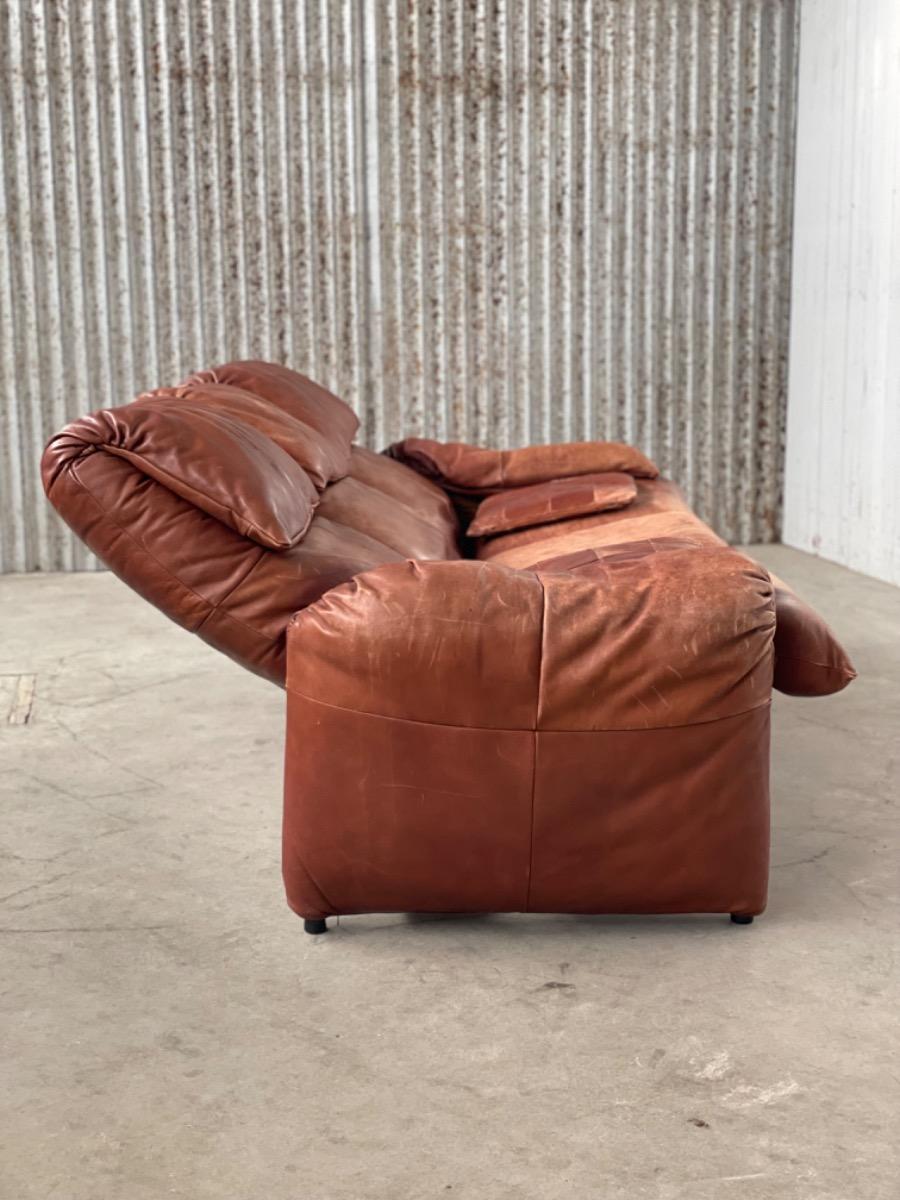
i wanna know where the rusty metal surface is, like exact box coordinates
[0,0,798,572]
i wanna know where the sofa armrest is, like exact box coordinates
[285,546,775,733]
[770,574,856,697]
[286,559,545,729]
[281,551,776,921]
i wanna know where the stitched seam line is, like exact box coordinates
[775,655,855,674]
[195,546,268,635]
[284,850,337,917]
[284,687,772,735]
[525,572,547,912]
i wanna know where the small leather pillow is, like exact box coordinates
[87,401,318,551]
[468,472,638,537]
[386,437,658,493]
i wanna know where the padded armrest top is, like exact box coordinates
[384,437,659,493]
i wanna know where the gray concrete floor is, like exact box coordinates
[1,546,897,1200]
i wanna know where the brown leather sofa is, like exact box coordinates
[42,361,856,933]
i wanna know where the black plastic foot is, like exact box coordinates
[304,918,328,935]
[730,913,754,925]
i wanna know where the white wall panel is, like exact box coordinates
[1,0,799,572]
[785,0,900,585]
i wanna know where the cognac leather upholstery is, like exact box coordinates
[467,472,638,536]
[42,361,856,925]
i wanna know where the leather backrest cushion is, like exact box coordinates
[468,472,637,537]
[318,475,460,561]
[386,437,659,492]
[65,402,318,551]
[150,380,350,490]
[42,421,462,686]
[769,574,857,696]
[188,361,358,482]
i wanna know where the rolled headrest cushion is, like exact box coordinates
[768,573,857,696]
[71,402,318,551]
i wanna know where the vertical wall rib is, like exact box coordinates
[0,0,798,571]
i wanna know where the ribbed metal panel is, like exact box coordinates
[0,0,798,572]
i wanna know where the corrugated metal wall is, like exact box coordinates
[0,0,799,572]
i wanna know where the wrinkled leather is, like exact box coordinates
[76,400,318,550]
[286,548,774,732]
[385,436,659,491]
[41,362,856,924]
[42,366,459,683]
[468,472,637,537]
[187,360,360,457]
[284,551,775,920]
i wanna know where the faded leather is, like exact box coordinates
[468,472,638,536]
[42,367,458,684]
[42,361,856,923]
[385,435,659,491]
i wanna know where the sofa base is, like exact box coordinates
[283,691,772,927]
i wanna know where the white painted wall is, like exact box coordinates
[785,0,900,585]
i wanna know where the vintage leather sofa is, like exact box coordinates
[42,361,856,933]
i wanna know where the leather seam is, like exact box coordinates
[194,546,268,635]
[775,655,855,675]
[284,687,772,734]
[284,851,337,917]
[365,451,460,536]
[525,571,547,912]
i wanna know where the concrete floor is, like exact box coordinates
[1,546,897,1199]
